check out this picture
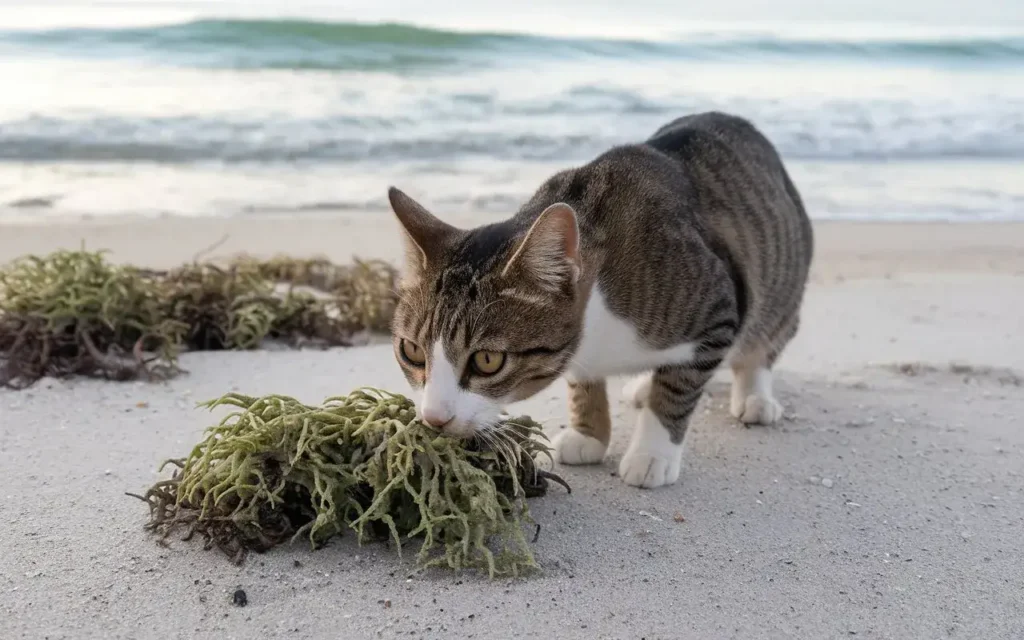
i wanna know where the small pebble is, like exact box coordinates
[232,589,248,607]
[822,478,834,488]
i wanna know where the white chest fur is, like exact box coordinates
[565,287,696,381]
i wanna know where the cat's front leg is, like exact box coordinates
[619,364,713,488]
[552,379,610,465]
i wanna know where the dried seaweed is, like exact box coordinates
[132,388,568,577]
[157,261,274,351]
[0,250,399,388]
[230,254,399,334]
[0,250,185,389]
[157,262,362,350]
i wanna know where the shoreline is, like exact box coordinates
[1,214,1023,282]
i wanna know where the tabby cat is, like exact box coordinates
[387,112,813,489]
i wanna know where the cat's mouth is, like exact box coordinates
[429,411,511,441]
[440,420,478,440]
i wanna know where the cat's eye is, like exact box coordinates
[399,339,426,367]
[470,350,505,376]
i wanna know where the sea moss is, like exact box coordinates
[133,388,568,577]
[157,261,275,351]
[0,250,399,388]
[230,254,399,335]
[156,261,360,351]
[0,250,185,388]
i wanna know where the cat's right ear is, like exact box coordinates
[501,202,581,292]
[387,187,456,285]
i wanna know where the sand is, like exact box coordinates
[1,216,1023,639]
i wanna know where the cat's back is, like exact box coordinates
[645,112,813,324]
[647,111,785,173]
[644,112,812,253]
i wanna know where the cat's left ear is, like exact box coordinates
[501,202,581,291]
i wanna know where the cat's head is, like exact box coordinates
[387,187,583,438]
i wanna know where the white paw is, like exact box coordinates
[622,373,652,408]
[617,408,683,488]
[552,429,607,465]
[730,366,783,424]
[734,394,784,424]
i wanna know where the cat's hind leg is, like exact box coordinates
[621,372,653,408]
[552,379,610,465]
[728,316,797,425]
[729,361,783,424]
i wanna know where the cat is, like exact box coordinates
[387,111,813,488]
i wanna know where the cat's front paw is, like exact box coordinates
[617,407,683,488]
[552,428,607,465]
[618,449,682,488]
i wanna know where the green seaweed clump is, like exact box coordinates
[0,249,400,388]
[157,261,274,350]
[0,250,184,388]
[133,388,568,577]
[230,254,399,335]
[327,258,400,335]
[157,262,357,351]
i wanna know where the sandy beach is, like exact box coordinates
[1,216,1023,639]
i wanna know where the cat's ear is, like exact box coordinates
[388,186,456,284]
[501,202,581,291]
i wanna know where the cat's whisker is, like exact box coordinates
[475,427,499,454]
[479,421,522,469]
[477,428,510,467]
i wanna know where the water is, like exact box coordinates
[1,1,1023,222]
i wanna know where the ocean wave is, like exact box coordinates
[1,19,1023,71]
[2,111,1024,163]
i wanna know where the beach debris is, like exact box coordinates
[157,260,361,351]
[0,249,399,388]
[227,254,399,336]
[886,361,1022,387]
[131,388,569,578]
[0,250,185,388]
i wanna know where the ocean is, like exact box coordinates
[1,0,1023,222]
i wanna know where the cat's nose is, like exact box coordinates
[421,408,453,429]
